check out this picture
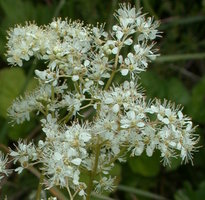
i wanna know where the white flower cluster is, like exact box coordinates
[0,152,11,180]
[8,84,67,124]
[5,3,198,199]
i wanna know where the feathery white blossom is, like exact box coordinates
[0,152,11,180]
[6,3,199,198]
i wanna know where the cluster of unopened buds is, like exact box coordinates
[0,3,199,200]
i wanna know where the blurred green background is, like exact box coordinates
[0,0,205,199]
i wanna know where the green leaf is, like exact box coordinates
[128,152,161,177]
[110,163,122,177]
[175,182,194,200]
[109,163,122,185]
[187,76,205,123]
[174,181,205,200]
[0,68,25,118]
[141,72,190,110]
[195,181,205,199]
[166,157,182,172]
[0,0,35,22]
[7,121,35,141]
[140,71,167,99]
[166,78,190,105]
[174,190,190,200]
[0,68,37,118]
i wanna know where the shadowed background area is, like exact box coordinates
[0,0,205,199]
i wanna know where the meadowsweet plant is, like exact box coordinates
[1,3,199,200]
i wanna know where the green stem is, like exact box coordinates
[59,108,74,124]
[104,69,117,90]
[86,138,101,200]
[106,147,127,167]
[28,167,67,200]
[66,179,74,200]
[143,0,158,19]
[155,53,205,62]
[51,85,55,101]
[117,185,168,200]
[160,15,205,30]
[51,85,55,117]
[54,0,66,17]
[91,193,115,200]
[104,51,119,90]
[74,81,81,93]
[1,142,66,200]
[39,108,47,116]
[63,111,73,124]
[107,0,117,31]
[20,58,37,94]
[135,0,141,11]
[104,36,127,90]
[0,143,9,153]
[36,173,44,200]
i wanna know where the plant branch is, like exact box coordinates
[28,167,67,200]
[155,53,205,62]
[54,0,66,17]
[117,185,169,200]
[104,36,127,90]
[86,137,101,200]
[36,173,44,200]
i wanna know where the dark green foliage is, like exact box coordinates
[188,76,205,123]
[128,152,161,177]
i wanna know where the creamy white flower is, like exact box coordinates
[0,152,11,180]
[10,140,37,173]
[6,3,198,198]
[94,176,116,193]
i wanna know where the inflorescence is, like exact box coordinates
[0,3,199,200]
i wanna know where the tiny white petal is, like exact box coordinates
[105,98,114,104]
[177,142,182,150]
[72,75,79,81]
[125,57,130,65]
[54,152,62,161]
[35,70,47,80]
[124,38,133,45]
[150,105,158,113]
[84,60,90,67]
[112,47,118,54]
[119,55,123,64]
[93,103,97,109]
[137,122,145,127]
[169,141,176,148]
[162,118,169,125]
[121,69,129,76]
[121,124,130,129]
[178,111,183,120]
[116,31,123,40]
[15,167,24,174]
[165,108,171,117]
[186,122,193,131]
[71,158,82,165]
[112,104,120,113]
[157,114,163,121]
[134,45,140,53]
[98,80,104,85]
[128,111,135,119]
[146,146,154,157]
[79,190,85,196]
[112,25,119,31]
